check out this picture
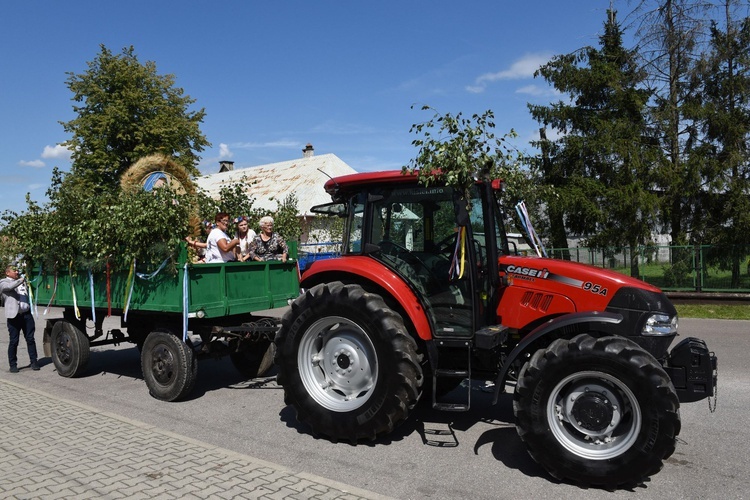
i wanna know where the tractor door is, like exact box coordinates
[471,181,509,327]
[366,185,477,337]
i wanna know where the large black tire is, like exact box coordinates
[513,334,681,488]
[230,339,276,378]
[275,282,423,442]
[141,331,198,402]
[50,320,90,378]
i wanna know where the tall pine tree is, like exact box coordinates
[529,10,660,276]
[687,1,750,286]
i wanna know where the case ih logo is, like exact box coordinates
[506,265,550,279]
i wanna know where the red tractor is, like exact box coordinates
[274,170,717,488]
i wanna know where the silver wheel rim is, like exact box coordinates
[298,316,378,412]
[547,370,641,460]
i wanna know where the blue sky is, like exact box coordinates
[1,1,622,215]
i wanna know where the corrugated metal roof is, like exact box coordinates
[195,153,357,216]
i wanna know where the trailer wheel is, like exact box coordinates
[141,331,197,402]
[50,320,90,377]
[230,339,276,378]
[275,282,423,442]
[514,334,681,488]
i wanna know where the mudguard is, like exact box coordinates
[492,311,624,403]
[301,256,433,340]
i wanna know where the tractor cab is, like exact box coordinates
[310,171,509,340]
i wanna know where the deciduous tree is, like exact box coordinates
[60,45,209,191]
[404,106,531,220]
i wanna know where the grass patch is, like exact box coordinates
[675,303,750,320]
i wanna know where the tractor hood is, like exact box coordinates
[498,254,669,314]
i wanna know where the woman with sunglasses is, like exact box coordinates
[205,212,240,263]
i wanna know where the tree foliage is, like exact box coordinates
[404,106,524,204]
[630,0,711,247]
[60,45,209,192]
[1,176,192,273]
[271,193,303,243]
[195,177,262,228]
[686,1,750,285]
[529,10,661,275]
[1,45,209,272]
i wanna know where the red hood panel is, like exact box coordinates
[499,255,660,293]
[497,255,662,329]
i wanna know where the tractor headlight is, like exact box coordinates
[642,313,678,336]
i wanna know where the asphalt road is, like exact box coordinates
[1,311,747,499]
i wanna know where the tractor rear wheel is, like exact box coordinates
[514,334,681,488]
[275,282,423,442]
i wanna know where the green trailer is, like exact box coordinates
[30,244,300,401]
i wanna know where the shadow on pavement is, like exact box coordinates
[53,344,281,401]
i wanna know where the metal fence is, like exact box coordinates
[548,245,750,292]
[297,241,750,292]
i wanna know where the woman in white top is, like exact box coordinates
[234,216,257,262]
[205,212,239,262]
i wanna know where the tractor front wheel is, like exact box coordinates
[514,334,681,488]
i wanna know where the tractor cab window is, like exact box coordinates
[346,197,365,254]
[367,185,474,337]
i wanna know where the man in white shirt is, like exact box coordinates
[205,212,240,263]
[0,265,39,373]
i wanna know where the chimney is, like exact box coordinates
[302,143,314,159]
[219,160,235,172]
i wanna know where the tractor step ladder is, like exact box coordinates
[431,339,471,411]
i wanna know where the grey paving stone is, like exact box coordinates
[0,380,390,500]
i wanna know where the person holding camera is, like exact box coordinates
[0,265,39,373]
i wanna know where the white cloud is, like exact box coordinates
[41,144,71,160]
[28,183,45,190]
[219,143,233,158]
[19,160,45,168]
[467,53,553,93]
[18,144,72,169]
[516,84,560,97]
[265,140,301,148]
